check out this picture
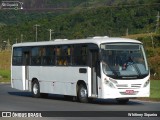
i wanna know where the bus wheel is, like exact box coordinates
[78,84,88,103]
[116,98,129,104]
[32,80,41,98]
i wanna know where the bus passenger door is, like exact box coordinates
[89,50,99,97]
[23,52,30,90]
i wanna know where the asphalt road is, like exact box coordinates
[0,83,160,120]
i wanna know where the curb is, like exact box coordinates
[136,98,160,102]
[132,99,160,103]
[0,82,10,84]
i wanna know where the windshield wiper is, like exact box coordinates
[132,64,141,76]
[108,65,119,77]
[102,62,119,77]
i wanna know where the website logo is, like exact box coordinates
[1,1,23,10]
[2,112,11,117]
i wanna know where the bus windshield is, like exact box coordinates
[101,43,149,79]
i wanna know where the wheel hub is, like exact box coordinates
[33,84,38,94]
[80,88,87,98]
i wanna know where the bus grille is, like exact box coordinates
[116,84,128,88]
[131,84,141,88]
[116,84,142,89]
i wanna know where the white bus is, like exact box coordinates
[11,36,150,103]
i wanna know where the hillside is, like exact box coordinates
[0,0,160,25]
[8,0,160,9]
[0,0,160,79]
[0,3,160,43]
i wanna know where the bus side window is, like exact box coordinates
[73,45,80,65]
[66,46,72,65]
[56,46,61,65]
[13,47,22,65]
[70,46,74,65]
[81,45,88,65]
[41,47,46,65]
[47,46,55,65]
[64,45,72,66]
[73,45,88,66]
[55,45,72,66]
[62,46,68,66]
[31,47,40,65]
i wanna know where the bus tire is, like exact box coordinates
[41,93,48,98]
[116,98,129,104]
[77,84,88,103]
[32,80,41,98]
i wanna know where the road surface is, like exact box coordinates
[0,83,159,120]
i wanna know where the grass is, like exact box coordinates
[0,51,11,82]
[0,69,10,82]
[150,80,160,99]
[137,80,160,101]
[0,51,11,70]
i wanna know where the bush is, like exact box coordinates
[0,69,10,82]
[148,54,160,80]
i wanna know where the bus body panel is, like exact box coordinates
[27,66,91,96]
[11,66,25,90]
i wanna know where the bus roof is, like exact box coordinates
[12,37,142,47]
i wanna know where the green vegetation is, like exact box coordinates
[0,69,10,82]
[0,0,160,44]
[0,51,11,69]
[1,5,160,78]
[0,1,160,81]
[147,48,160,80]
[0,51,10,82]
[150,80,160,98]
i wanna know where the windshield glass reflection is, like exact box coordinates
[101,43,149,79]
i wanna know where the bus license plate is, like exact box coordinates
[125,90,134,94]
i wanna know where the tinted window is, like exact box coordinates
[31,47,41,65]
[56,45,71,66]
[73,45,88,66]
[12,47,22,65]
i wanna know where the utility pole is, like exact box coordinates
[126,28,128,36]
[150,32,154,49]
[6,39,11,50]
[21,34,23,43]
[34,24,40,42]
[16,38,17,43]
[2,41,6,50]
[155,11,160,33]
[48,29,54,41]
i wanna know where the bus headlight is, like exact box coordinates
[109,78,118,84]
[143,80,150,88]
[109,82,115,88]
[104,78,115,88]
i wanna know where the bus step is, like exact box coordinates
[91,94,97,98]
